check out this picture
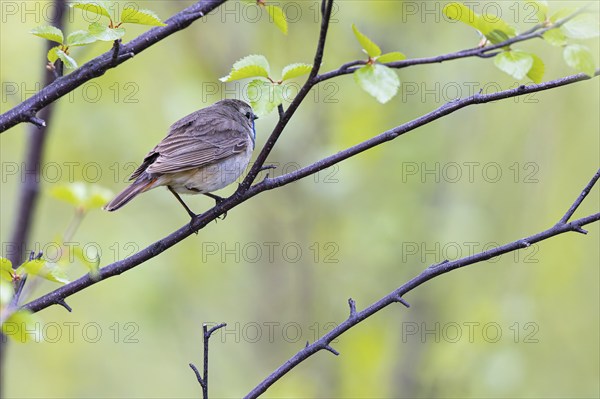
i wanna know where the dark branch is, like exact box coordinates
[244,170,600,398]
[315,6,589,83]
[189,323,227,399]
[0,0,228,133]
[559,168,600,224]
[21,71,599,315]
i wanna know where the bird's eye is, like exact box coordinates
[245,111,258,121]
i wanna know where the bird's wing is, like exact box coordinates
[129,113,249,180]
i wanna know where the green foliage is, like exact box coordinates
[49,182,113,212]
[354,64,400,104]
[221,55,312,116]
[563,44,596,77]
[16,259,70,285]
[444,2,598,82]
[264,5,288,35]
[351,24,405,103]
[30,0,165,71]
[1,310,40,343]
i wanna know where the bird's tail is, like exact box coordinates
[103,178,157,212]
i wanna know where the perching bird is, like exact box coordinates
[103,99,258,218]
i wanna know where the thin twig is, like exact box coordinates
[189,323,227,399]
[244,169,600,398]
[559,168,600,224]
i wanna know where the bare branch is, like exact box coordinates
[559,168,600,224]
[189,323,227,399]
[244,170,600,398]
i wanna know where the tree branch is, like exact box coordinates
[21,71,599,314]
[314,5,590,83]
[244,170,600,398]
[189,323,227,399]
[0,0,228,134]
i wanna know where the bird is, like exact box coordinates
[103,99,258,218]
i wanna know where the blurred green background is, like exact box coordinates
[1,0,599,398]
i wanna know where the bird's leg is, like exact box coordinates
[168,186,196,219]
[203,193,227,220]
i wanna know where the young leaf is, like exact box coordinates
[0,279,14,306]
[281,63,312,81]
[563,44,596,77]
[549,7,577,23]
[120,7,166,26]
[0,258,13,282]
[443,2,479,29]
[354,64,400,104]
[220,55,270,82]
[30,26,64,44]
[527,54,545,83]
[1,310,40,343]
[56,49,78,69]
[542,29,567,47]
[264,5,287,35]
[377,52,406,64]
[70,0,112,20]
[525,1,548,22]
[477,16,517,43]
[493,50,534,80]
[352,24,381,58]
[73,246,100,279]
[17,259,69,284]
[66,30,97,46]
[47,47,60,63]
[561,14,600,39]
[88,22,125,41]
[247,79,284,116]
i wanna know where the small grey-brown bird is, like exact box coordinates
[104,99,258,217]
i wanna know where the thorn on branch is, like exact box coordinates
[28,116,46,128]
[324,344,339,356]
[348,298,357,318]
[112,39,121,64]
[428,259,449,270]
[305,341,310,348]
[573,226,588,235]
[56,299,72,312]
[394,295,410,308]
[277,104,285,120]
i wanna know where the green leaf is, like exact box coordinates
[550,7,577,23]
[352,24,381,58]
[247,79,284,116]
[563,44,596,77]
[281,63,312,81]
[477,16,517,42]
[0,279,14,306]
[525,1,548,22]
[220,55,270,82]
[354,64,400,104]
[561,14,600,39]
[443,2,479,29]
[377,52,406,63]
[47,46,60,63]
[264,5,287,35]
[0,258,13,282]
[484,29,511,45]
[49,182,113,211]
[66,30,97,46]
[17,259,69,284]
[527,54,545,83]
[120,7,166,26]
[88,22,125,41]
[1,310,40,343]
[73,246,101,279]
[493,50,534,80]
[56,49,78,69]
[70,1,112,20]
[30,26,64,44]
[542,28,567,47]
